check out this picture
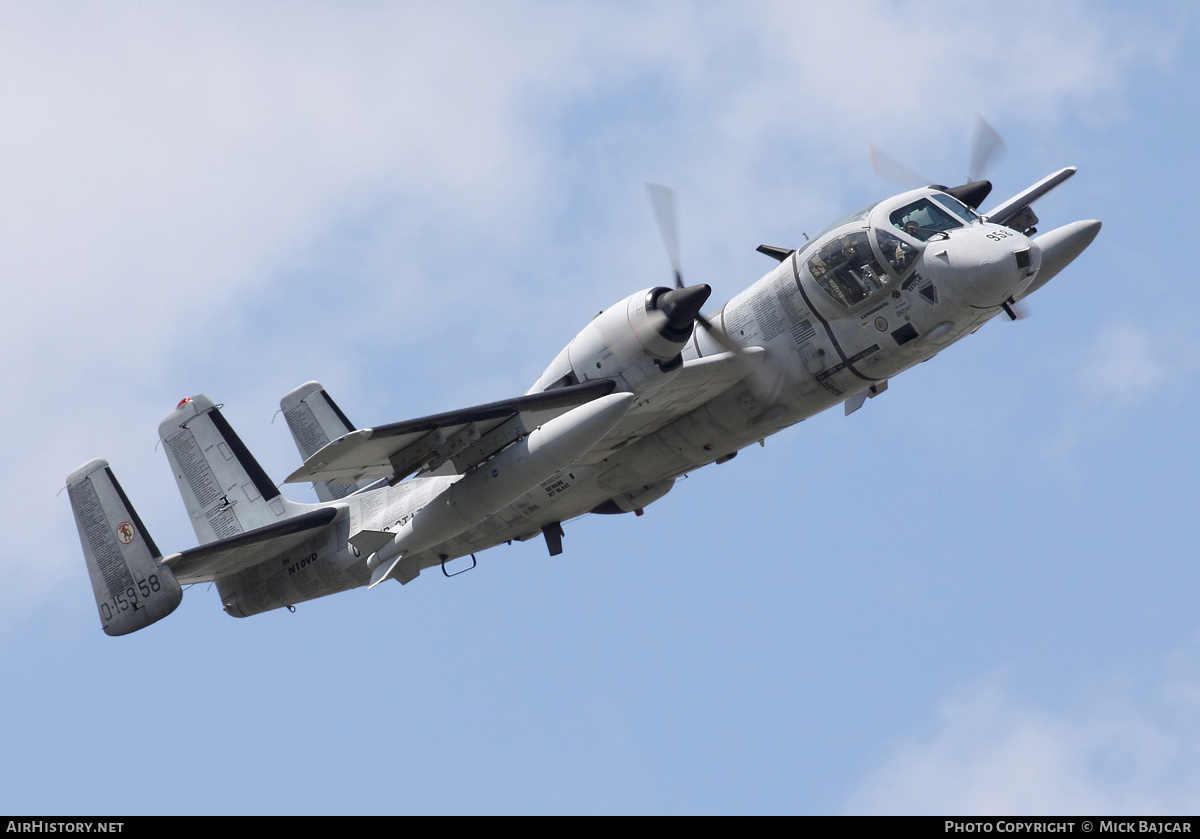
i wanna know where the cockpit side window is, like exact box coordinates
[876,229,918,276]
[889,198,963,241]
[807,230,889,308]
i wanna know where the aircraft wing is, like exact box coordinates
[163,507,339,585]
[284,379,618,486]
[585,348,764,456]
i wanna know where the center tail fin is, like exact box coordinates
[160,395,306,546]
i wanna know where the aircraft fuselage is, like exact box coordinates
[217,185,1099,619]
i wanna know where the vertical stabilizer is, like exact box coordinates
[66,459,183,636]
[160,395,305,545]
[280,381,375,502]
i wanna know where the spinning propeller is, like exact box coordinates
[870,115,1007,209]
[644,184,784,405]
[645,183,748,358]
[871,117,1029,320]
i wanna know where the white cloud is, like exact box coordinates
[2,2,1166,610]
[1079,325,1171,404]
[847,667,1200,815]
[1041,320,1200,464]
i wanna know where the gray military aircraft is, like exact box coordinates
[67,153,1100,635]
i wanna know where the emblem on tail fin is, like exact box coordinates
[116,522,135,544]
[66,459,183,636]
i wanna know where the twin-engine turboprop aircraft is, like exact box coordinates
[67,155,1101,635]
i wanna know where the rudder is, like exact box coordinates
[66,459,183,636]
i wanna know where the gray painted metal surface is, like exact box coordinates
[65,170,1101,634]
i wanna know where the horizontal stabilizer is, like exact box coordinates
[286,378,618,486]
[163,507,339,585]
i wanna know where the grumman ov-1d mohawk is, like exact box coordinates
[68,130,1101,635]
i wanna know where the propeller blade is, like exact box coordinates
[644,186,770,390]
[695,313,782,400]
[646,183,684,288]
[869,142,930,188]
[696,311,749,358]
[967,115,1006,183]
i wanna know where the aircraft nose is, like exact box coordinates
[962,227,1041,305]
[1012,237,1042,284]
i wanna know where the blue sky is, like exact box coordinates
[3,1,1199,814]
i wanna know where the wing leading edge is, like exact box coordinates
[284,350,761,487]
[284,379,618,486]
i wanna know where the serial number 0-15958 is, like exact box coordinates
[99,574,163,620]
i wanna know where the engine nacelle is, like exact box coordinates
[530,285,711,394]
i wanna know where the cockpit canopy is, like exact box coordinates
[805,189,982,310]
[807,230,888,308]
[889,195,978,242]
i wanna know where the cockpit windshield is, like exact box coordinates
[889,198,963,242]
[931,193,980,224]
[807,230,889,308]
